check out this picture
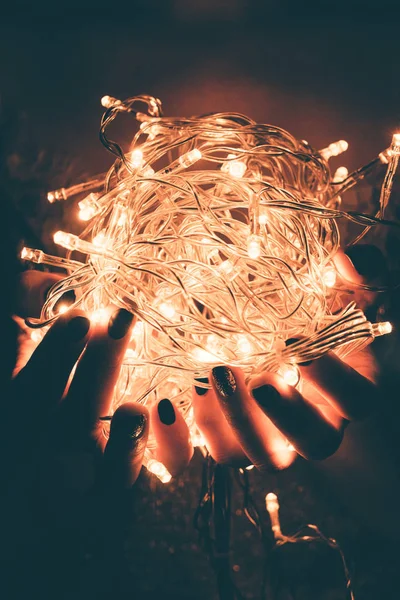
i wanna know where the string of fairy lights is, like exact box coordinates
[21,93,397,482]
[20,93,399,598]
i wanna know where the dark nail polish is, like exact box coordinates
[195,377,209,396]
[110,413,147,441]
[66,315,90,341]
[285,338,312,366]
[108,309,134,339]
[212,367,237,398]
[158,398,176,425]
[251,384,281,408]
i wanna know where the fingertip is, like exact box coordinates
[152,399,193,476]
[104,403,149,488]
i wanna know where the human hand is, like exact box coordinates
[192,249,381,471]
[1,272,194,593]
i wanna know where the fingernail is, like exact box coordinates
[212,367,237,398]
[345,244,386,280]
[110,413,147,441]
[194,377,209,396]
[108,309,134,339]
[285,338,312,366]
[157,398,176,425]
[251,384,280,409]
[66,315,90,341]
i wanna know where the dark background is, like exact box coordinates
[1,2,400,599]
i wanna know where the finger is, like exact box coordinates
[345,244,388,282]
[192,377,247,466]
[249,372,343,460]
[333,250,364,286]
[299,351,378,421]
[101,403,149,488]
[15,271,65,318]
[211,367,296,471]
[151,399,194,476]
[13,310,90,419]
[64,308,135,438]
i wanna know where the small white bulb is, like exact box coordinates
[228,160,246,179]
[146,459,172,483]
[247,235,262,259]
[159,302,176,319]
[129,148,143,169]
[333,166,348,183]
[323,267,337,288]
[280,365,300,387]
[237,335,252,356]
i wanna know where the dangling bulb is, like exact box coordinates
[333,166,348,183]
[146,459,172,483]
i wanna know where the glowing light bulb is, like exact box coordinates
[373,321,393,336]
[57,303,69,315]
[159,302,176,319]
[93,232,108,248]
[53,230,76,250]
[333,166,348,183]
[320,140,348,160]
[90,307,110,325]
[323,267,337,288]
[245,464,255,471]
[192,347,219,364]
[47,188,67,203]
[237,335,252,356]
[31,330,44,344]
[101,95,122,108]
[266,492,279,512]
[178,148,202,168]
[79,206,96,221]
[259,211,268,225]
[279,365,300,387]
[129,148,143,169]
[124,348,138,359]
[392,133,400,151]
[130,320,144,339]
[21,247,44,263]
[146,459,172,483]
[227,160,246,179]
[247,235,262,259]
[191,431,206,447]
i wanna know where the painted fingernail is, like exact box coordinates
[346,244,386,279]
[251,384,280,408]
[158,398,176,425]
[212,367,237,398]
[66,315,90,341]
[194,377,209,396]
[110,413,147,441]
[285,337,312,366]
[108,309,134,339]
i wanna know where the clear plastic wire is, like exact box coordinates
[22,95,396,479]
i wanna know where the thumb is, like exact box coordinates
[101,403,149,489]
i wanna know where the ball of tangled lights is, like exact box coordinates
[22,94,399,482]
